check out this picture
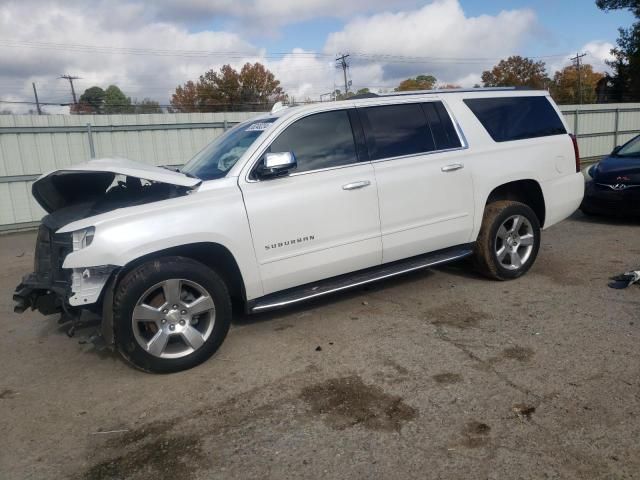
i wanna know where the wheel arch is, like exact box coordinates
[117,242,247,302]
[485,179,546,228]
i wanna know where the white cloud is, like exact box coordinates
[323,0,538,87]
[546,41,615,76]
[0,1,261,112]
[0,0,561,112]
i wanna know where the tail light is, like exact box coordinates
[570,134,580,172]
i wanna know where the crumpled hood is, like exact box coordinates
[33,157,201,213]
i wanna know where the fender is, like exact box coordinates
[58,178,263,302]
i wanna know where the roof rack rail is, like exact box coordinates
[376,87,536,97]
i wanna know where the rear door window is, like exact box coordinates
[464,96,566,142]
[359,103,435,160]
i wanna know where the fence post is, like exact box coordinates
[223,113,228,131]
[574,109,579,136]
[86,123,96,159]
[614,107,620,148]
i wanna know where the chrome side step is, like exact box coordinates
[248,244,473,313]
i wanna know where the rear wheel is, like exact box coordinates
[113,256,231,373]
[474,200,541,280]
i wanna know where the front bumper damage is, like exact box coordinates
[13,272,69,315]
[13,224,117,342]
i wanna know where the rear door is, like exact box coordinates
[239,108,382,295]
[359,100,475,263]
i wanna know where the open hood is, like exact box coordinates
[33,157,201,213]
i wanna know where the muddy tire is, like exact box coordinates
[473,200,541,280]
[113,256,231,373]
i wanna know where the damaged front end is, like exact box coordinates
[13,157,201,337]
[14,222,74,316]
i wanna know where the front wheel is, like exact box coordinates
[473,200,541,280]
[113,256,231,373]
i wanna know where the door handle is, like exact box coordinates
[441,163,464,172]
[342,180,371,190]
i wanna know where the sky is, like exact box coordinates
[0,0,635,113]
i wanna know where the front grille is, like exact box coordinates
[34,224,73,289]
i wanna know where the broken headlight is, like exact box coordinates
[72,227,95,251]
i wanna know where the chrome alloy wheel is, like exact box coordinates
[495,215,535,271]
[131,279,216,359]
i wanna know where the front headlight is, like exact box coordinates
[72,227,95,251]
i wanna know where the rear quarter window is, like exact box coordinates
[464,96,566,142]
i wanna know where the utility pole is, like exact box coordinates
[32,82,42,115]
[336,54,350,96]
[570,52,587,104]
[59,74,80,104]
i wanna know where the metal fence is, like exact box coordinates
[1,103,639,232]
[0,111,257,232]
[559,103,640,161]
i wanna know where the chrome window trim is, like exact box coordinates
[369,145,469,165]
[242,98,469,183]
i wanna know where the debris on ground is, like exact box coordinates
[609,270,640,289]
[315,346,322,352]
[512,404,536,420]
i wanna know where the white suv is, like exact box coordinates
[14,89,584,372]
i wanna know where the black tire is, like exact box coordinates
[113,256,231,373]
[473,200,541,280]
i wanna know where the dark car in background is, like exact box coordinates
[581,134,640,217]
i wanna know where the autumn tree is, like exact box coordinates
[549,64,604,104]
[596,0,640,101]
[171,81,198,112]
[481,56,549,89]
[171,63,285,112]
[395,74,437,91]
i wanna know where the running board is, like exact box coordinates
[248,244,473,313]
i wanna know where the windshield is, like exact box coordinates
[181,117,277,180]
[616,135,640,158]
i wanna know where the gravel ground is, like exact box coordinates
[1,212,639,480]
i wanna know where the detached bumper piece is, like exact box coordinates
[13,273,68,315]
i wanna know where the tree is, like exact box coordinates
[481,56,549,89]
[596,0,640,101]
[549,64,604,104]
[333,87,372,100]
[74,86,105,113]
[171,81,198,112]
[134,98,163,114]
[103,85,133,114]
[171,62,285,112]
[439,83,462,89]
[395,74,437,91]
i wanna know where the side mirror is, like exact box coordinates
[256,152,297,179]
[612,145,622,155]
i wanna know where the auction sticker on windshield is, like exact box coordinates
[246,122,273,132]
